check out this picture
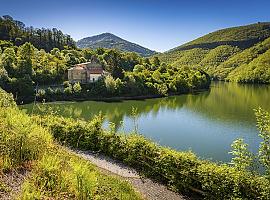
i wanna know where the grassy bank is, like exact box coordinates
[0,88,142,199]
[40,113,270,199]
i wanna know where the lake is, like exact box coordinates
[20,82,270,163]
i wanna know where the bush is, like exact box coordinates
[0,106,53,171]
[73,82,82,93]
[41,114,270,199]
[0,88,16,108]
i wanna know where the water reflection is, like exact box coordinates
[21,82,270,162]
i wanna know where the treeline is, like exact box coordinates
[35,56,210,102]
[0,41,210,103]
[0,15,75,51]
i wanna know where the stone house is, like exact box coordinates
[68,58,108,83]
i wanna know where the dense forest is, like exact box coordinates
[0,41,210,103]
[158,22,270,83]
[0,16,210,103]
[0,15,75,51]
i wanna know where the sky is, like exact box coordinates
[1,0,270,52]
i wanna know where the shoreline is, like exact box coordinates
[19,88,209,105]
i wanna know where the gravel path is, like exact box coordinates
[0,168,29,200]
[72,149,188,200]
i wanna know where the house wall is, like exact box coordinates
[89,74,103,82]
[68,69,87,83]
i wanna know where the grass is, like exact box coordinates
[0,88,143,200]
[0,181,11,193]
[21,146,142,200]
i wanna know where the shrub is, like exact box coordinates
[41,114,270,199]
[0,107,53,171]
[73,82,82,93]
[0,88,16,108]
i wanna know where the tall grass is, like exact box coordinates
[0,88,142,199]
[21,147,142,200]
[0,106,53,171]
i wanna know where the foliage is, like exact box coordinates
[0,34,210,103]
[73,82,82,93]
[0,87,16,108]
[198,45,241,77]
[175,22,270,51]
[227,48,270,83]
[255,108,270,177]
[0,95,53,171]
[0,15,75,51]
[41,114,270,199]
[158,23,270,83]
[229,138,254,171]
[217,37,270,80]
[21,147,142,200]
[0,88,142,199]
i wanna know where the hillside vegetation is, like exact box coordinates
[158,22,270,83]
[0,15,75,51]
[77,33,156,57]
[0,88,142,199]
[0,41,210,104]
[173,22,270,51]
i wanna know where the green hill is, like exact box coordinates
[226,48,270,83]
[77,33,156,57]
[172,22,270,51]
[158,22,270,83]
[214,37,270,80]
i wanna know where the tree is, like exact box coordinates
[133,64,144,73]
[0,47,17,77]
[255,108,270,177]
[229,138,253,171]
[103,49,124,79]
[151,56,160,68]
[64,82,73,95]
[73,82,82,93]
[16,42,35,78]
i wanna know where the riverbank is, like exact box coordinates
[19,88,209,105]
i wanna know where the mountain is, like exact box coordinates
[157,22,270,83]
[77,33,156,57]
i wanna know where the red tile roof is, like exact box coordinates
[89,68,104,74]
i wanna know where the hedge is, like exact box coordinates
[39,114,270,199]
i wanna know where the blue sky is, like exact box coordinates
[1,0,270,52]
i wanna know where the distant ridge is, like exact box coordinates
[77,33,156,57]
[169,22,270,52]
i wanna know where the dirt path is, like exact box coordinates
[0,168,29,200]
[73,149,189,200]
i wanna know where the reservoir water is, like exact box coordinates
[20,82,270,162]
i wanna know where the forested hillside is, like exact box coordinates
[0,15,76,51]
[158,22,270,83]
[0,41,210,103]
[172,22,270,51]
